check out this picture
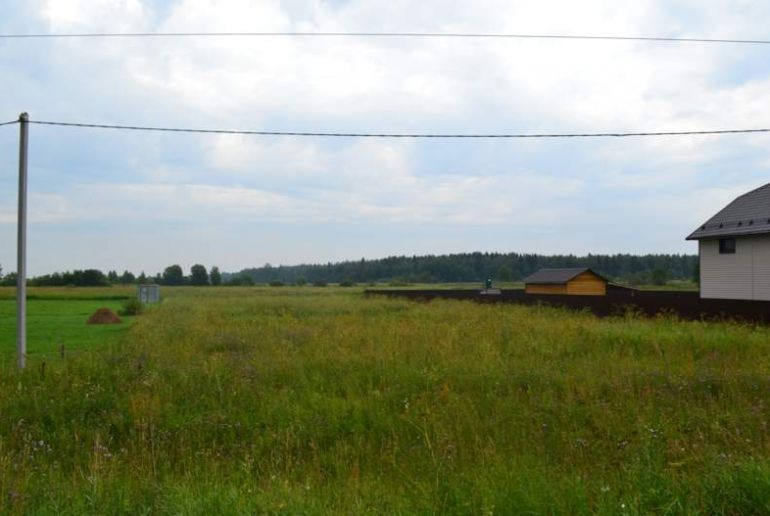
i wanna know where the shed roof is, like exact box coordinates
[687,182,770,240]
[522,267,607,285]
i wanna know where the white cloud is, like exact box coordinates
[42,0,150,31]
[0,193,73,224]
[0,165,585,232]
[2,0,770,273]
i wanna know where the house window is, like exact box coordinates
[719,237,736,254]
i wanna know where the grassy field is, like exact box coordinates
[0,286,768,513]
[0,287,135,366]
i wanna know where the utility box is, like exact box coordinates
[137,284,161,304]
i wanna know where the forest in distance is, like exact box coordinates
[0,252,698,288]
[241,252,698,286]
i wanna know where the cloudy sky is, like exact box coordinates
[1,0,770,275]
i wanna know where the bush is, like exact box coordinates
[226,274,255,286]
[339,280,356,287]
[651,268,668,286]
[295,276,308,286]
[269,280,285,287]
[0,273,17,287]
[313,280,328,287]
[119,298,143,316]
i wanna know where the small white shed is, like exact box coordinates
[137,284,161,304]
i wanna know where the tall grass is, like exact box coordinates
[0,287,768,513]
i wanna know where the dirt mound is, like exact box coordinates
[86,308,122,325]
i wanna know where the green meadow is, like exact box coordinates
[0,286,769,514]
[0,287,135,365]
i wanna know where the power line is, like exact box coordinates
[28,119,770,138]
[1,31,770,45]
[0,120,19,127]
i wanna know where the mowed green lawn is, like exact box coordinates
[0,286,768,514]
[0,287,135,365]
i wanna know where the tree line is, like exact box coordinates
[0,264,224,287]
[0,252,699,287]
[239,252,699,286]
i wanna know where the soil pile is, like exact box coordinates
[86,308,122,325]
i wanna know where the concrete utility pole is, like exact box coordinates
[17,112,28,369]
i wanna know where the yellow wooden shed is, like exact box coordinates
[523,267,607,296]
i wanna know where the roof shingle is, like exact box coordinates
[687,182,770,240]
[522,267,606,284]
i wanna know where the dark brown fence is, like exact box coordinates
[365,288,770,324]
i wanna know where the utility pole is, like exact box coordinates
[17,112,28,369]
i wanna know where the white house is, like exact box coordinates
[687,182,770,300]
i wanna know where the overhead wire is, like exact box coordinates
[5,32,769,137]
[0,120,19,127]
[27,119,770,138]
[1,31,770,45]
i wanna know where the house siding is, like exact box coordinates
[565,271,606,296]
[751,236,770,300]
[525,271,606,296]
[700,235,770,300]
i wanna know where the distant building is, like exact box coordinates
[523,267,607,296]
[687,182,770,300]
[137,284,161,304]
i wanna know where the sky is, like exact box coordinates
[2,0,770,275]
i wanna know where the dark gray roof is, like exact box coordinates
[522,267,607,285]
[687,182,770,240]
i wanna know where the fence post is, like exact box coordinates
[17,112,29,369]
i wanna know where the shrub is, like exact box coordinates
[313,280,328,287]
[119,298,143,316]
[269,280,285,287]
[339,280,356,287]
[227,274,255,286]
[651,268,668,286]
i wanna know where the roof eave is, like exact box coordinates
[686,227,770,240]
[523,267,608,284]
